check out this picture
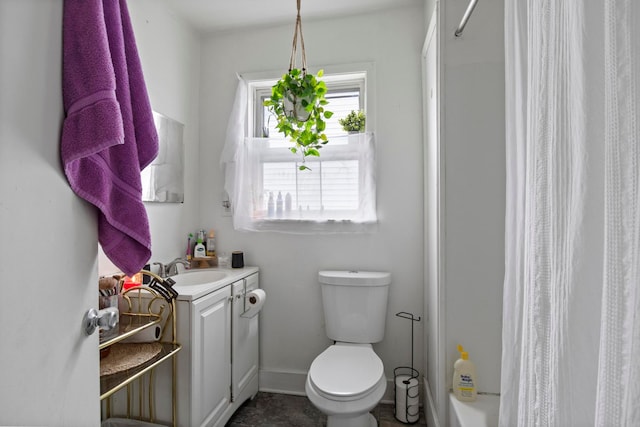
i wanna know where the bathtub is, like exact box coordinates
[449,393,499,427]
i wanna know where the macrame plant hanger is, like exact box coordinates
[289,0,307,76]
[283,0,311,123]
[263,0,329,160]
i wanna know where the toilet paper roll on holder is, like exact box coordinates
[394,312,421,424]
[236,279,266,317]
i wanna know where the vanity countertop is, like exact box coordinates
[173,266,259,301]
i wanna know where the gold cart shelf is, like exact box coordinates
[100,342,181,400]
[100,271,180,427]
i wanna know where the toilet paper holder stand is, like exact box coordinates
[394,312,421,424]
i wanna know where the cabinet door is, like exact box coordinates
[191,286,231,427]
[232,273,260,400]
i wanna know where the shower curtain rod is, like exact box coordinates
[455,0,479,37]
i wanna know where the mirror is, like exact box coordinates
[141,111,185,203]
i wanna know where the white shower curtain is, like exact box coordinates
[501,1,640,426]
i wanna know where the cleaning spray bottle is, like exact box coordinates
[453,344,477,402]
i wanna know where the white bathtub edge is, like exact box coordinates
[449,393,499,427]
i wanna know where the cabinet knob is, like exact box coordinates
[83,307,118,336]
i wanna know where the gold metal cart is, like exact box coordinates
[100,270,181,427]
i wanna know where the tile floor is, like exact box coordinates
[226,392,427,427]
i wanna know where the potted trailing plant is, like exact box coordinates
[264,68,333,170]
[339,110,366,133]
[263,0,333,171]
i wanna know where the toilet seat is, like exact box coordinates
[308,344,384,402]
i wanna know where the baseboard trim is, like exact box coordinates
[259,369,308,396]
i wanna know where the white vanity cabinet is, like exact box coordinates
[174,268,260,427]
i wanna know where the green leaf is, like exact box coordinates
[266,68,334,164]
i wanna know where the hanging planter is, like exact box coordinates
[263,0,333,171]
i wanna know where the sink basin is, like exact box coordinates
[170,270,228,287]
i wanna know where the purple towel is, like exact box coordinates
[61,0,158,276]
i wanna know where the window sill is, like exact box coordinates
[240,217,378,234]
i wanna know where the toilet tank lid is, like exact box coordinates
[318,270,391,286]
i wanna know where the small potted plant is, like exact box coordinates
[264,68,333,170]
[339,110,366,133]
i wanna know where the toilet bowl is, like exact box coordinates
[306,343,387,427]
[307,271,391,427]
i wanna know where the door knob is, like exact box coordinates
[83,307,118,336]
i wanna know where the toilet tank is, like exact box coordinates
[318,271,391,344]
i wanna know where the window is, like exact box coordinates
[222,69,377,233]
[255,79,364,139]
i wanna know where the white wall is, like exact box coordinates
[442,0,504,394]
[199,5,426,396]
[428,0,506,424]
[126,0,202,267]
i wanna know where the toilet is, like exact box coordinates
[306,270,391,427]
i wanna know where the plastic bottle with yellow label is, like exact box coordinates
[453,344,477,402]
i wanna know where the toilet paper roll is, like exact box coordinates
[122,325,162,343]
[395,375,420,423]
[241,289,266,318]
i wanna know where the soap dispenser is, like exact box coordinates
[453,344,477,402]
[194,231,206,258]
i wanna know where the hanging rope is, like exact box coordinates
[288,0,307,74]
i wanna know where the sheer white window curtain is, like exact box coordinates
[501,1,640,426]
[220,76,377,233]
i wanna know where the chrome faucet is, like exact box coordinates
[152,262,166,278]
[152,258,190,278]
[165,257,190,277]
